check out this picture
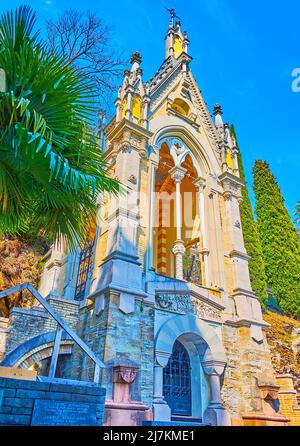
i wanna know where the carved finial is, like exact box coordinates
[130,51,142,66]
[213,104,224,128]
[213,103,223,116]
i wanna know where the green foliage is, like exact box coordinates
[230,125,268,306]
[0,6,119,249]
[253,160,300,317]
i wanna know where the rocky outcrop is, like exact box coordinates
[263,312,300,393]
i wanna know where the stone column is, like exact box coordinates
[232,147,240,176]
[206,189,226,290]
[146,160,157,272]
[202,360,231,426]
[125,89,133,120]
[209,371,222,405]
[221,144,227,173]
[38,236,66,298]
[153,362,171,421]
[194,177,209,286]
[170,166,186,280]
[115,97,122,123]
[141,96,150,129]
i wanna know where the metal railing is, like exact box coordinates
[183,243,202,286]
[0,283,105,382]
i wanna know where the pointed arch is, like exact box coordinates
[132,95,142,121]
[149,118,221,177]
[156,136,202,178]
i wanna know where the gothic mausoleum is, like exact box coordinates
[0,12,295,427]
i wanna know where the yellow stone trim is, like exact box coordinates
[174,35,183,58]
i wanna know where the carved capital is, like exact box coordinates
[194,176,206,192]
[169,166,187,183]
[223,191,233,201]
[172,240,186,255]
[258,384,280,402]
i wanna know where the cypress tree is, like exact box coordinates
[230,125,268,306]
[253,161,300,317]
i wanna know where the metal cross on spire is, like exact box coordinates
[165,7,180,26]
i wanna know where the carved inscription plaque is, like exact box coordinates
[31,399,98,426]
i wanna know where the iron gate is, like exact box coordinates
[163,340,192,416]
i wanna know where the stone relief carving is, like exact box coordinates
[155,293,221,321]
[113,365,138,384]
[234,220,241,229]
[128,174,137,185]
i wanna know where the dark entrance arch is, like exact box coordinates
[163,340,192,416]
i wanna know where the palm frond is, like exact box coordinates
[0,6,120,248]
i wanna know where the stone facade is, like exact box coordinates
[0,13,299,427]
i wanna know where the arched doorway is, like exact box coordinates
[163,340,192,416]
[154,314,228,424]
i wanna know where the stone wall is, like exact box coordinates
[71,295,154,405]
[0,377,105,426]
[276,374,300,426]
[221,324,276,421]
[67,293,154,426]
[3,297,79,357]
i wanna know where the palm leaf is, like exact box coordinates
[0,6,120,249]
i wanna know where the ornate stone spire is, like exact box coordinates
[166,7,176,27]
[130,51,142,66]
[165,8,189,60]
[213,103,224,128]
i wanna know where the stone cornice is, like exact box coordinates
[88,285,148,301]
[219,171,245,188]
[189,289,226,312]
[223,318,270,330]
[105,118,153,143]
[229,250,251,261]
[231,287,258,299]
[107,207,140,224]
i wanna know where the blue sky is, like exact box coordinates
[2,0,300,221]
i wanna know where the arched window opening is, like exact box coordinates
[173,36,184,58]
[132,95,142,123]
[171,98,190,117]
[121,98,127,119]
[226,148,234,170]
[153,142,204,287]
[75,220,97,301]
[163,340,192,416]
[153,142,175,277]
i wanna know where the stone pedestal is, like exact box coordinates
[113,364,138,403]
[242,383,290,426]
[203,404,232,426]
[104,363,150,426]
[202,360,231,426]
